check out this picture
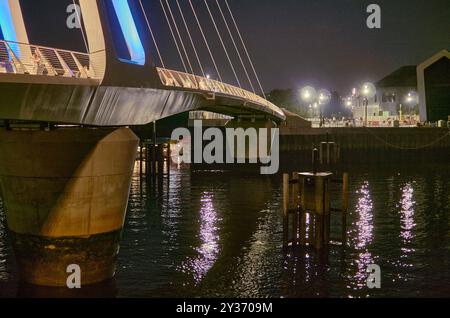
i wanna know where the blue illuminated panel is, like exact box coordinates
[0,0,17,42]
[0,0,22,58]
[111,0,145,66]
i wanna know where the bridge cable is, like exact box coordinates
[165,0,195,75]
[224,0,266,98]
[188,0,222,82]
[204,0,242,88]
[139,0,166,68]
[159,0,188,73]
[215,0,255,94]
[175,0,206,78]
[73,0,89,53]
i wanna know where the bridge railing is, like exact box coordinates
[156,67,284,118]
[0,40,283,119]
[0,40,104,80]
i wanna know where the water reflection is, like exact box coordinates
[354,182,374,249]
[0,198,8,282]
[350,181,375,290]
[396,182,417,279]
[1,162,450,297]
[180,192,220,284]
[399,183,416,244]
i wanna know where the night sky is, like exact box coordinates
[16,0,450,95]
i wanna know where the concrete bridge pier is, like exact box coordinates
[0,127,139,287]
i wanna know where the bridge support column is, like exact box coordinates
[0,127,139,287]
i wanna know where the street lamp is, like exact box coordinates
[345,97,353,107]
[404,91,418,107]
[403,91,419,123]
[300,86,317,104]
[360,82,376,127]
[300,86,317,119]
[317,89,331,127]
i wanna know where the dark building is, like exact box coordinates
[376,65,418,116]
[418,50,450,122]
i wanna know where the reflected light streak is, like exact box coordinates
[400,183,416,243]
[180,192,220,284]
[355,182,374,249]
[0,198,8,281]
[395,183,417,278]
[351,181,375,289]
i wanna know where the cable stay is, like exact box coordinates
[203,0,241,88]
[165,0,195,74]
[159,0,188,73]
[139,0,166,68]
[215,0,255,94]
[224,0,266,98]
[72,0,89,53]
[188,0,223,82]
[175,0,205,78]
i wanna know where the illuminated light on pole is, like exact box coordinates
[317,89,331,127]
[317,89,331,106]
[346,98,352,107]
[360,82,376,127]
[404,91,419,122]
[404,91,418,106]
[361,82,376,99]
[300,86,317,104]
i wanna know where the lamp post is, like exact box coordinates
[300,86,317,119]
[317,89,331,127]
[361,82,376,127]
[404,91,419,124]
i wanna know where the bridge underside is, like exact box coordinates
[0,77,283,126]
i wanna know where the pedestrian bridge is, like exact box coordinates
[0,39,285,126]
[0,0,286,288]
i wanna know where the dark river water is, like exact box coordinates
[1,158,450,298]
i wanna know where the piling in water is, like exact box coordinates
[282,172,349,250]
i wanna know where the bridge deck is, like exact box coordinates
[0,40,285,124]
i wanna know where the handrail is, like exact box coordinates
[156,67,284,118]
[0,39,99,58]
[0,40,104,80]
[0,40,284,119]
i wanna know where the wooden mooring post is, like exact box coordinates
[282,171,349,250]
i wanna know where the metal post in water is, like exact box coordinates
[292,172,300,246]
[342,172,349,245]
[312,148,319,174]
[152,121,157,179]
[283,174,290,248]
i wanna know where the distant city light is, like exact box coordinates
[345,97,353,107]
[317,89,331,105]
[300,86,317,104]
[361,82,376,99]
[404,91,418,106]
